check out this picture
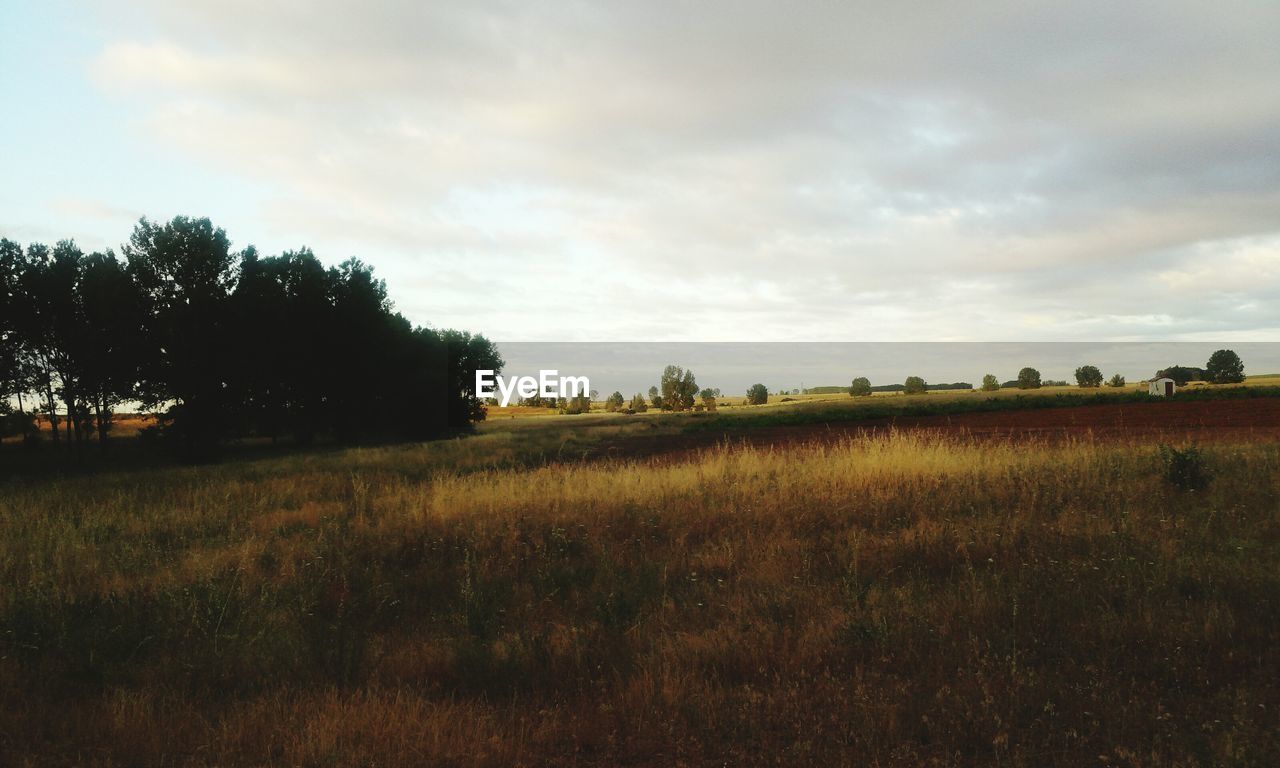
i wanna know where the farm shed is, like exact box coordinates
[1148,377,1176,396]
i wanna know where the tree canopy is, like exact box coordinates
[848,377,871,397]
[659,365,699,411]
[1074,365,1103,388]
[1017,367,1041,389]
[1206,349,1245,384]
[0,218,500,458]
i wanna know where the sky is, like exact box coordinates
[3,1,1280,345]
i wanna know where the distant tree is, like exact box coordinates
[1155,365,1205,386]
[605,391,625,412]
[560,394,591,414]
[1016,367,1041,389]
[903,376,927,395]
[849,377,872,397]
[981,374,999,392]
[648,385,663,409]
[698,387,718,411]
[659,365,699,411]
[746,383,768,405]
[1206,349,1245,384]
[1074,365,1103,388]
[1107,374,1126,387]
[629,393,648,412]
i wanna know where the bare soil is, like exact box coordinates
[593,398,1280,462]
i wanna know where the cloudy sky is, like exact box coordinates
[3,1,1279,343]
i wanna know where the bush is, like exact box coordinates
[980,374,999,392]
[903,376,927,395]
[1017,367,1041,389]
[1107,374,1126,388]
[746,383,768,405]
[628,394,648,412]
[849,377,871,397]
[1158,444,1212,492]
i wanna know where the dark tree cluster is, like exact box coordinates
[0,217,501,458]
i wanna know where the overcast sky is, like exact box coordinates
[3,2,1279,343]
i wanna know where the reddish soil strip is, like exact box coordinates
[593,398,1280,462]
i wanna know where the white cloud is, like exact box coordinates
[81,0,1280,340]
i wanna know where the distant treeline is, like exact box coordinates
[0,217,500,458]
[807,382,973,394]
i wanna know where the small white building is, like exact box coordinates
[1148,377,1176,397]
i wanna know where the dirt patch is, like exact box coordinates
[590,398,1280,462]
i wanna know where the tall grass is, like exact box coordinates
[2,432,1278,765]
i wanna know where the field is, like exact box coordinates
[2,389,1279,765]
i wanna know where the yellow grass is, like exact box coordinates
[2,429,1278,765]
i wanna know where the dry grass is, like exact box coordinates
[2,431,1278,765]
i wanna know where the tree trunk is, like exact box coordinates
[43,378,60,447]
[16,389,29,441]
[94,392,108,453]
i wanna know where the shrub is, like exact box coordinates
[628,394,648,412]
[1107,374,1126,388]
[746,383,768,405]
[605,392,625,412]
[1158,444,1212,492]
[903,376,927,395]
[1017,367,1041,389]
[980,374,999,392]
[849,377,872,397]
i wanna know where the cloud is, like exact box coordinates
[85,1,1280,340]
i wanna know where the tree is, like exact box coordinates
[628,393,648,412]
[125,217,237,457]
[659,365,698,411]
[3,217,500,458]
[1074,365,1103,388]
[1155,365,1204,386]
[746,383,768,405]
[648,385,663,409]
[0,239,33,442]
[698,387,718,411]
[1206,349,1245,384]
[605,391,625,412]
[560,394,590,414]
[903,376,927,395]
[1107,374,1126,387]
[78,250,146,448]
[981,374,999,392]
[1016,367,1041,389]
[849,377,871,397]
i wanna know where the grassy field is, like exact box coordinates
[2,411,1279,764]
